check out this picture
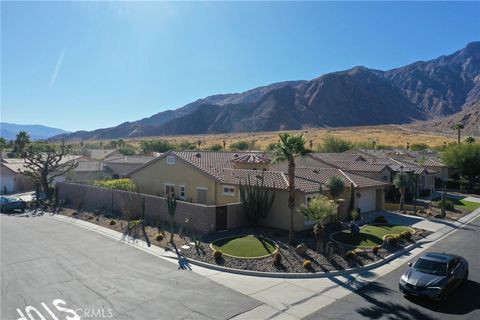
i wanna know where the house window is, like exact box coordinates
[222,185,235,196]
[197,187,208,204]
[180,185,186,200]
[165,184,175,196]
[167,155,175,165]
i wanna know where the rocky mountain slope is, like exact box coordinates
[54,42,480,140]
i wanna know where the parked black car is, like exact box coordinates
[399,252,469,301]
[0,196,27,213]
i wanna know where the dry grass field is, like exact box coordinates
[104,124,459,151]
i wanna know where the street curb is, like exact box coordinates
[50,207,480,279]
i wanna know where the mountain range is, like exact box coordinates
[0,123,68,140]
[54,41,480,140]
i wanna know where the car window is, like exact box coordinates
[448,258,460,273]
[413,258,447,276]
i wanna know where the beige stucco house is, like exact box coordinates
[128,151,388,232]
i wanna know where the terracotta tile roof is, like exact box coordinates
[399,158,446,168]
[309,153,365,162]
[220,169,288,190]
[104,156,156,164]
[2,162,27,173]
[230,153,271,164]
[72,161,104,172]
[329,161,389,173]
[87,149,118,160]
[343,171,390,188]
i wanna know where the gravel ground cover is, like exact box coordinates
[60,208,431,274]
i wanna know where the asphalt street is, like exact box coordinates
[0,214,260,320]
[305,214,480,320]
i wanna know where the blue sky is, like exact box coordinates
[2,1,479,132]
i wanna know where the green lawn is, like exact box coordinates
[432,196,480,211]
[211,235,277,258]
[331,225,413,248]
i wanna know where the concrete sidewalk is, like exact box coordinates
[50,207,480,320]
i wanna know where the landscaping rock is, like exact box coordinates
[295,244,308,256]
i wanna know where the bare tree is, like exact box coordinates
[23,141,78,197]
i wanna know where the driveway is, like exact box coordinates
[0,214,260,320]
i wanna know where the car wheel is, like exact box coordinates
[441,290,449,302]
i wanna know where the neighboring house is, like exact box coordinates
[1,155,85,193]
[86,149,122,161]
[0,159,35,193]
[103,155,156,177]
[55,161,105,183]
[127,151,388,232]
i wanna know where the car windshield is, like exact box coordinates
[413,258,447,276]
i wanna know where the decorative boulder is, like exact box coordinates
[295,244,308,256]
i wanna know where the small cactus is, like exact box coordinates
[372,246,380,255]
[273,252,282,267]
[303,260,312,269]
[345,250,356,260]
[109,220,116,226]
[155,234,164,241]
[213,250,222,260]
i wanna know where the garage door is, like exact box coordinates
[0,174,15,194]
[357,189,376,213]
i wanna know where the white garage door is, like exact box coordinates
[0,174,15,194]
[357,189,376,213]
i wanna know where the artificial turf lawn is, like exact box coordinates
[211,235,277,258]
[432,197,480,211]
[331,224,412,248]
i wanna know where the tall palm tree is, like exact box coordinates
[14,130,30,156]
[272,133,307,244]
[393,172,409,211]
[452,123,464,144]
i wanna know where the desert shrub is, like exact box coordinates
[273,252,282,267]
[178,141,197,150]
[445,199,454,211]
[373,215,388,224]
[303,260,312,268]
[383,234,399,246]
[94,178,136,191]
[372,245,380,255]
[209,144,223,151]
[109,220,116,225]
[317,135,353,153]
[213,250,223,260]
[410,143,429,151]
[155,233,164,241]
[229,140,250,151]
[400,230,412,240]
[345,250,356,260]
[140,139,174,154]
[119,146,136,156]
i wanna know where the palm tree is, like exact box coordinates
[14,130,30,157]
[299,195,337,252]
[452,123,464,144]
[393,172,409,211]
[272,133,307,244]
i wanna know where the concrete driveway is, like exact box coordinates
[0,214,260,320]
